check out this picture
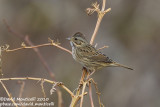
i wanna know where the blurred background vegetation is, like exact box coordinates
[0,0,160,107]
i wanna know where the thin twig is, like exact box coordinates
[3,19,66,105]
[90,15,102,45]
[3,19,71,81]
[3,20,71,55]
[90,78,104,107]
[41,79,46,98]
[80,71,90,107]
[5,42,71,54]
[57,89,63,107]
[17,81,25,107]
[70,91,88,107]
[0,80,18,107]
[101,0,106,11]
[97,45,109,50]
[18,81,25,98]
[89,82,94,107]
[25,36,55,79]
[0,77,74,97]
[0,47,3,76]
[89,0,111,45]
[3,19,71,106]
[80,81,87,107]
[6,39,72,54]
[85,1,111,106]
[3,19,55,79]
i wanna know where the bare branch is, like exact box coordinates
[101,0,106,11]
[97,45,109,50]
[80,70,90,107]
[90,78,104,107]
[4,38,71,54]
[0,77,74,97]
[80,81,87,107]
[3,19,71,106]
[0,80,18,107]
[87,0,111,45]
[89,82,94,107]
[41,79,46,98]
[57,89,63,107]
[0,47,3,76]
[18,81,25,98]
[3,19,71,82]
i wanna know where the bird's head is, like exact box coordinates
[67,32,88,47]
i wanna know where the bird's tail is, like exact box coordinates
[110,62,133,70]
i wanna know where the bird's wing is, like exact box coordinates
[78,45,112,63]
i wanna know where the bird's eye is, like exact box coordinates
[75,38,78,40]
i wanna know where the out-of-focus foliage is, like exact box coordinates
[0,0,160,107]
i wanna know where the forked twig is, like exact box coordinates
[4,38,71,54]
[3,19,67,106]
[90,78,104,107]
[1,0,111,106]
[0,77,74,97]
[88,0,111,45]
[3,19,56,79]
[79,0,110,106]
[3,19,71,81]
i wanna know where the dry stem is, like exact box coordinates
[80,81,87,107]
[89,82,94,107]
[1,0,111,106]
[89,0,111,45]
[3,19,65,106]
[90,78,104,107]
[0,77,74,97]
[18,81,25,98]
[5,41,71,54]
[57,89,63,107]
[0,80,18,107]
[41,79,46,98]
[0,47,3,76]
[97,45,109,50]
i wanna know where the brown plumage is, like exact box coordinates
[67,32,133,73]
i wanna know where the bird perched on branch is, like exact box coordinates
[67,32,133,76]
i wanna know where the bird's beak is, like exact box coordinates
[66,37,71,41]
